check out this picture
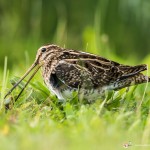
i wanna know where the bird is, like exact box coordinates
[4,44,150,103]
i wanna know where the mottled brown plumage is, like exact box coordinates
[5,44,150,102]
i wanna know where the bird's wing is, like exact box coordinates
[61,50,147,74]
[54,60,94,89]
[53,59,121,89]
[54,50,148,89]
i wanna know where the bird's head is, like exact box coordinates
[4,44,62,102]
[35,44,62,65]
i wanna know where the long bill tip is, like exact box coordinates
[4,62,39,100]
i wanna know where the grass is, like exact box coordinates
[0,56,150,150]
[1,1,150,149]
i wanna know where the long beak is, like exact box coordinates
[4,61,41,100]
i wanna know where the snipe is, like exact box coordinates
[5,44,150,102]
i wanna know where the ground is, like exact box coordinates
[0,57,150,150]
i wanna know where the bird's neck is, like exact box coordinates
[41,51,63,83]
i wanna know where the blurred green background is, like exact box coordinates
[1,1,150,150]
[0,0,150,68]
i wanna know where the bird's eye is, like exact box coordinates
[41,48,46,53]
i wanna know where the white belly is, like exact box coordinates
[51,88,105,102]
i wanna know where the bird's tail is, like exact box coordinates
[134,73,150,86]
[112,74,149,91]
[120,64,150,84]
[127,73,149,86]
[109,64,149,90]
